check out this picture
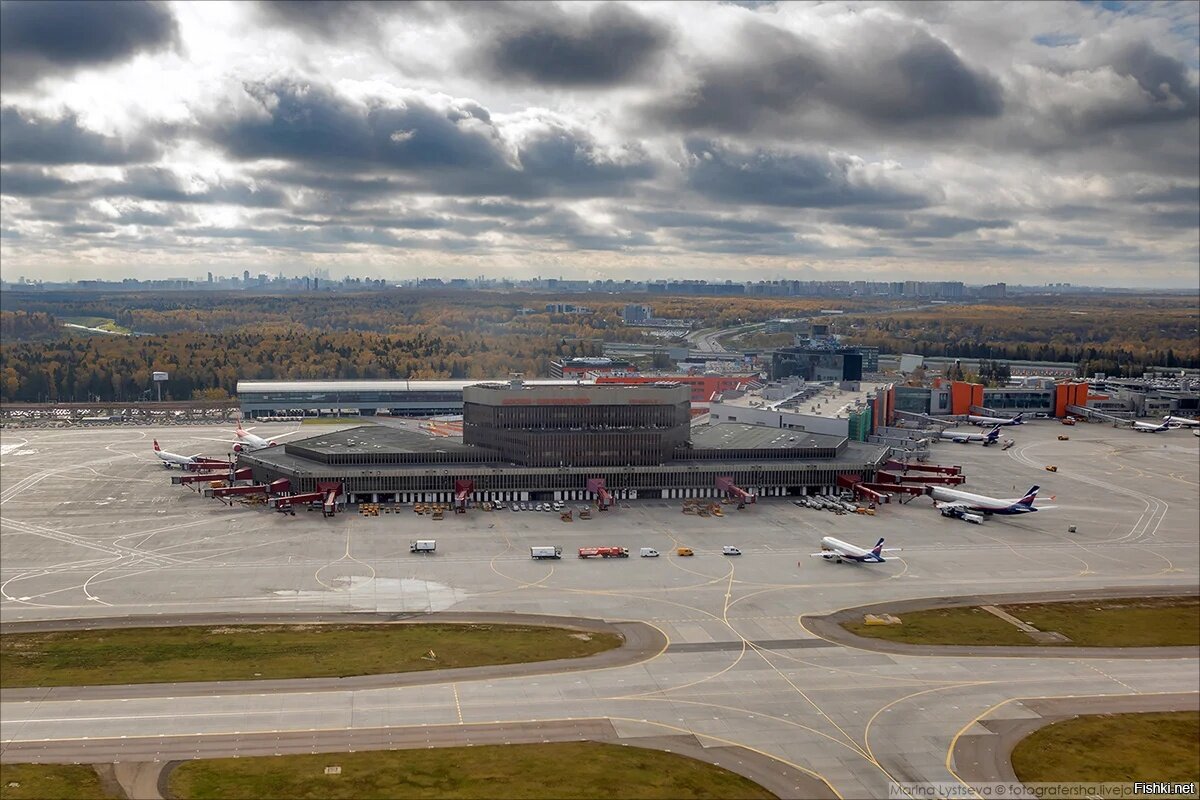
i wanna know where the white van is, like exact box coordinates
[639,547,659,558]
[721,546,742,556]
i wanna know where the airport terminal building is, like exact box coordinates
[240,382,888,504]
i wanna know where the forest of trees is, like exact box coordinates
[1,289,1196,403]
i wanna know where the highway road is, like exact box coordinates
[1,420,1197,798]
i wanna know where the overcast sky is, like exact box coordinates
[1,0,1197,287]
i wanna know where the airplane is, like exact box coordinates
[153,440,220,469]
[232,423,278,452]
[967,412,1024,427]
[809,536,900,564]
[1163,415,1200,429]
[938,425,1001,445]
[1132,420,1171,433]
[927,484,1053,516]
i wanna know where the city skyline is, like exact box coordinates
[1,0,1198,287]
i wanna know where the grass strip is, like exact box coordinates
[1012,711,1199,790]
[842,596,1198,647]
[0,623,622,688]
[168,741,778,800]
[0,764,118,800]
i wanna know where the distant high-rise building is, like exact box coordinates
[242,270,250,284]
[622,304,652,324]
[207,272,213,283]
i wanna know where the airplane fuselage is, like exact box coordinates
[928,485,1039,514]
[968,415,1023,426]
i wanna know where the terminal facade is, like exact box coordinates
[240,382,888,505]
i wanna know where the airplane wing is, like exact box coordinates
[809,549,847,558]
[935,501,968,510]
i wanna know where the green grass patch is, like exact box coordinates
[0,764,118,800]
[843,607,1033,646]
[1005,596,1200,647]
[168,741,777,800]
[842,596,1199,647]
[1012,711,1199,792]
[0,624,622,688]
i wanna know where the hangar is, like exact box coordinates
[239,381,888,504]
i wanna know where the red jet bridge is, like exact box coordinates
[269,481,343,517]
[184,459,234,472]
[172,468,253,488]
[203,478,291,504]
[586,478,614,511]
[454,479,475,514]
[715,476,756,508]
[884,459,962,476]
[837,473,928,503]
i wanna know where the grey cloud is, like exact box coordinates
[0,166,89,197]
[652,18,1000,133]
[208,80,653,199]
[117,168,288,208]
[0,107,159,165]
[212,80,505,171]
[254,1,409,39]
[0,0,178,89]
[636,209,792,234]
[515,209,654,250]
[685,140,931,209]
[482,3,671,87]
[446,199,553,220]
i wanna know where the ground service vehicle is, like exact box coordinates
[579,546,630,558]
[1058,435,1070,441]
[640,547,659,557]
[1045,465,1058,472]
[962,513,984,524]
[722,546,742,556]
[410,540,436,553]
[676,547,694,557]
[530,546,562,560]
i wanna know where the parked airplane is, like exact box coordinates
[968,413,1024,427]
[1163,415,1200,428]
[1132,420,1171,433]
[928,484,1052,515]
[810,537,899,564]
[153,440,217,469]
[938,425,1002,445]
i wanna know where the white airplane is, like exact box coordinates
[810,536,899,564]
[1132,420,1171,433]
[928,484,1052,516]
[968,412,1024,427]
[153,440,217,469]
[1163,415,1200,428]
[938,425,1001,445]
[232,423,278,452]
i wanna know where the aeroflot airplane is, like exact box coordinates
[810,537,900,564]
[1163,415,1200,428]
[153,440,209,469]
[928,484,1053,515]
[968,412,1024,427]
[938,425,1002,445]
[1132,420,1171,433]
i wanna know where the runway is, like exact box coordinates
[1,420,1197,798]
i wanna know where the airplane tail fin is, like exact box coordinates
[1019,486,1040,506]
[1014,413,1024,423]
[986,426,1001,441]
[871,538,885,557]
[153,440,161,451]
